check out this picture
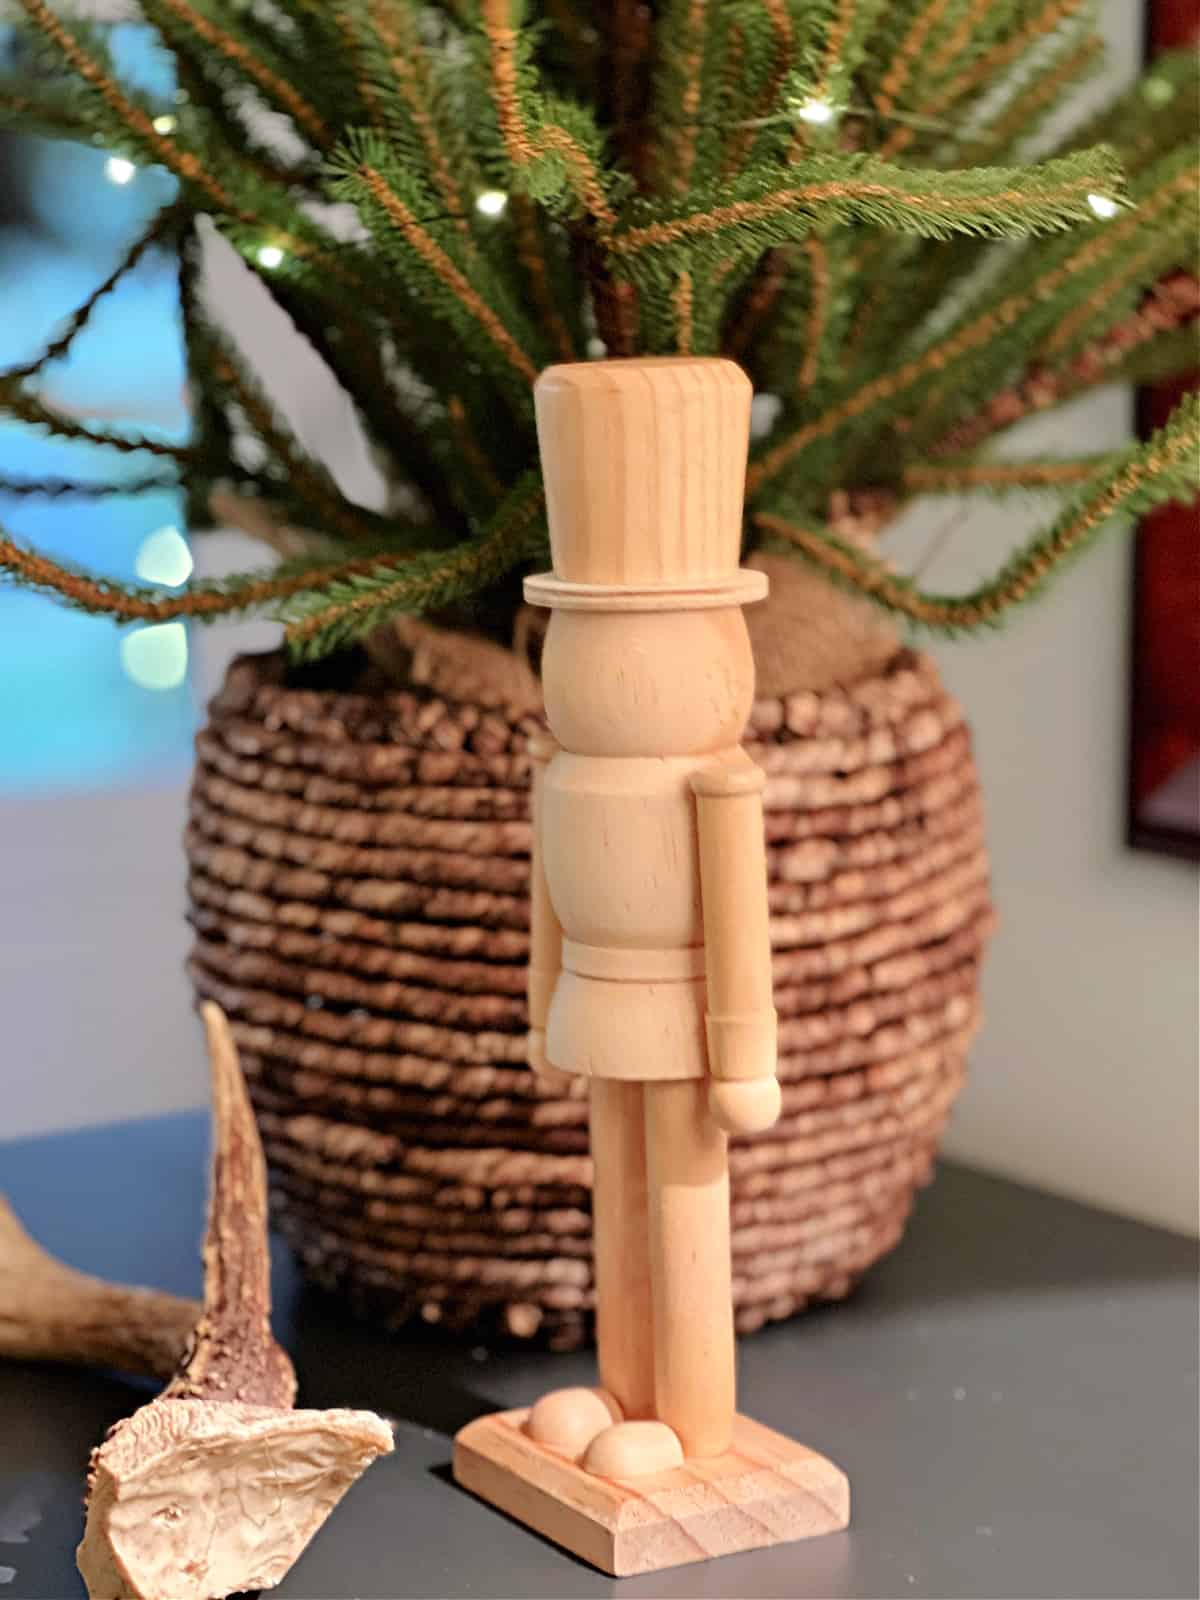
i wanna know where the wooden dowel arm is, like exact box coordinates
[528,731,566,1081]
[693,757,780,1135]
[703,1012,779,1082]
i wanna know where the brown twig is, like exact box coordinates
[797,236,831,395]
[448,396,507,501]
[608,0,653,180]
[747,0,795,159]
[510,194,577,362]
[724,249,790,362]
[590,244,641,357]
[811,0,858,106]
[926,0,995,81]
[662,0,708,194]
[208,349,371,542]
[1,383,198,465]
[959,32,1104,164]
[673,270,695,352]
[283,481,545,652]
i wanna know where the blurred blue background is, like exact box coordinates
[0,21,195,792]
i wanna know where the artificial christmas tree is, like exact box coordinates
[2,0,1195,635]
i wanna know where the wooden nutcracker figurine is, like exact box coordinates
[454,357,849,1577]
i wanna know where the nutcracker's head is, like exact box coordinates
[526,356,766,757]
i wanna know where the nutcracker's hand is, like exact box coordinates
[708,1077,781,1135]
[528,1027,573,1092]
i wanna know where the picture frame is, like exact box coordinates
[1126,0,1199,860]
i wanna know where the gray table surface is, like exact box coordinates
[0,1112,1196,1600]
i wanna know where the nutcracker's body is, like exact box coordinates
[523,362,779,1474]
[453,359,849,1572]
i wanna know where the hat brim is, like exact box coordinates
[523,569,768,612]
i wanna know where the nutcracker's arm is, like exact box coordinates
[691,754,781,1135]
[527,731,565,1080]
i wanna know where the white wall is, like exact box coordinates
[0,603,272,1141]
[0,783,207,1136]
[880,2,1199,1238]
[889,390,1199,1238]
[3,3,1196,1232]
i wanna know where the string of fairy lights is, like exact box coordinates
[28,79,1131,695]
[93,78,1130,272]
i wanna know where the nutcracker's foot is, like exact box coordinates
[582,1420,683,1478]
[454,1410,850,1577]
[525,1386,622,1459]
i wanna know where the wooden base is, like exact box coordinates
[453,1409,849,1577]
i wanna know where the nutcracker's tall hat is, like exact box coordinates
[524,356,768,612]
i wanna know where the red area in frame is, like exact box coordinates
[1127,0,1199,858]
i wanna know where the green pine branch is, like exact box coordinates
[1,0,1196,656]
[645,0,731,194]
[956,21,1104,166]
[755,392,1200,631]
[327,127,543,401]
[136,0,335,151]
[0,472,180,499]
[900,452,1120,495]
[0,522,406,626]
[608,147,1124,288]
[0,381,199,468]
[185,319,393,543]
[3,204,183,386]
[1060,47,1200,178]
[473,0,624,227]
[748,147,1191,499]
[282,471,547,659]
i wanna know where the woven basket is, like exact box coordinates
[187,592,993,1350]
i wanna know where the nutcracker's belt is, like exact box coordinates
[561,940,706,983]
[547,964,709,1079]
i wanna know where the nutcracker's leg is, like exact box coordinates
[579,1078,735,1477]
[590,1079,656,1419]
[525,1080,651,1460]
[645,1079,735,1458]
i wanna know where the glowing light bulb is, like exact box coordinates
[256,243,285,269]
[475,189,508,218]
[120,623,189,691]
[135,525,193,588]
[104,156,136,185]
[1142,76,1174,108]
[152,114,177,135]
[795,96,837,126]
[1086,193,1119,220]
[750,392,782,438]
